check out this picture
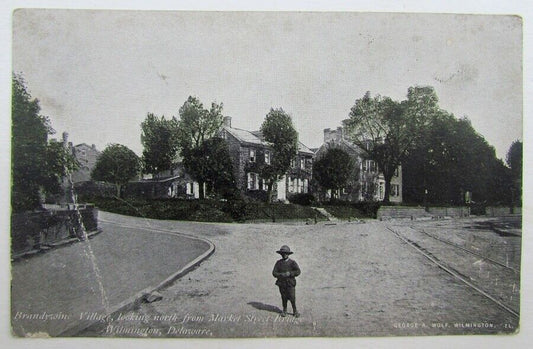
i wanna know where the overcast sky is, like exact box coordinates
[12,10,522,160]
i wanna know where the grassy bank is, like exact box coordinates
[87,197,328,223]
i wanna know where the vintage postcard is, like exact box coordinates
[9,8,524,344]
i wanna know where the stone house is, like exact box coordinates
[70,142,101,183]
[315,124,403,203]
[219,116,314,202]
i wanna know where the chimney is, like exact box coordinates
[92,144,96,150]
[337,126,344,140]
[223,116,232,128]
[323,128,331,143]
[62,132,69,147]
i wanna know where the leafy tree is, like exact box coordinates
[182,137,237,199]
[91,144,140,198]
[177,96,224,149]
[403,112,512,206]
[312,147,355,199]
[506,140,522,205]
[44,139,79,198]
[345,87,438,203]
[507,140,522,183]
[259,108,299,202]
[177,96,225,199]
[11,74,79,211]
[140,113,179,176]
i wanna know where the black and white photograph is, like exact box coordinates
[5,2,529,347]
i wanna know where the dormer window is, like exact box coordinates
[249,149,256,163]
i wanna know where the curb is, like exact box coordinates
[56,221,215,337]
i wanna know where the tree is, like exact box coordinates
[507,140,522,183]
[177,96,224,150]
[177,96,224,199]
[44,139,79,200]
[402,112,512,206]
[182,137,236,198]
[345,87,438,203]
[11,74,80,211]
[259,108,299,202]
[140,113,179,176]
[506,140,522,205]
[91,144,140,198]
[312,147,355,199]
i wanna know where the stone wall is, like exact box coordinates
[11,206,98,256]
[377,206,429,220]
[486,206,522,216]
[427,206,470,218]
[378,206,471,220]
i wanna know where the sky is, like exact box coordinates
[12,10,522,160]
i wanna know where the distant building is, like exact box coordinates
[70,142,101,183]
[315,123,402,203]
[220,116,314,202]
[127,163,201,199]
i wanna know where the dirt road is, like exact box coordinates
[11,213,213,337]
[79,213,520,338]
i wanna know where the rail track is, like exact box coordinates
[414,227,519,274]
[387,225,520,319]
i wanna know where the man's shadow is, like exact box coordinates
[247,301,282,314]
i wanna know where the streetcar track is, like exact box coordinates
[386,226,520,319]
[410,226,518,274]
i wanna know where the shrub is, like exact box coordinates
[288,193,316,206]
[322,199,381,218]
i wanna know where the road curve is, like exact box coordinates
[11,211,214,337]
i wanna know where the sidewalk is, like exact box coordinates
[11,212,213,337]
[80,215,518,337]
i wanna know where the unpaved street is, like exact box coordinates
[11,214,212,337]
[80,213,520,338]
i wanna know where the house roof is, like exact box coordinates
[74,143,100,152]
[223,126,269,146]
[315,138,362,158]
[222,126,314,155]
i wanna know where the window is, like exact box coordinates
[379,182,385,200]
[370,160,377,172]
[297,178,304,193]
[303,179,309,193]
[289,177,295,193]
[391,184,400,197]
[186,183,193,195]
[247,172,259,190]
[300,159,305,170]
[264,151,270,165]
[394,167,400,177]
[249,149,256,162]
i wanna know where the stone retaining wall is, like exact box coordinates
[486,206,522,216]
[11,206,98,256]
[427,207,470,218]
[378,206,471,220]
[377,206,429,220]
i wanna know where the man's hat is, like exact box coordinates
[276,245,293,255]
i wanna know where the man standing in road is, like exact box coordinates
[272,245,301,317]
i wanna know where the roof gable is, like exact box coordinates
[223,126,314,155]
